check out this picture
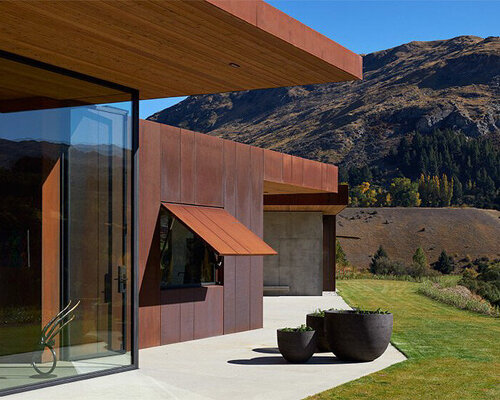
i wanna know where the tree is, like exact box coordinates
[433,250,455,274]
[412,247,428,270]
[370,245,388,273]
[389,177,421,207]
[336,240,349,267]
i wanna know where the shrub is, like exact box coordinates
[336,239,349,267]
[371,256,407,276]
[417,281,499,317]
[432,250,455,274]
[459,262,500,307]
[280,324,314,332]
[412,247,428,270]
[463,268,478,280]
[370,245,388,273]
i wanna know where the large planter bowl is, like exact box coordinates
[325,310,393,362]
[277,329,316,363]
[306,314,330,352]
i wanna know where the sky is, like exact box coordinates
[139,0,500,119]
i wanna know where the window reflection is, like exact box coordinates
[160,209,217,289]
[0,55,134,393]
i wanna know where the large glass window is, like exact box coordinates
[159,209,218,289]
[0,54,135,394]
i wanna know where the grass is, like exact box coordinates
[417,281,499,317]
[0,324,39,357]
[307,280,500,400]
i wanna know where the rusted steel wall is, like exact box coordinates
[138,120,339,347]
[139,120,264,347]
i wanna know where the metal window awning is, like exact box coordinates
[161,202,277,256]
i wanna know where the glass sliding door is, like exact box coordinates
[0,53,136,394]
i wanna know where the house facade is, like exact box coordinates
[0,0,360,395]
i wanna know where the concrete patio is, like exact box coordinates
[9,294,406,400]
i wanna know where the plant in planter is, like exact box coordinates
[306,309,330,352]
[277,324,316,363]
[325,308,393,362]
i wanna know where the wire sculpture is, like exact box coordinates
[31,300,80,376]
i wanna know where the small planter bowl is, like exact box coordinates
[277,329,317,363]
[325,310,393,362]
[306,314,330,352]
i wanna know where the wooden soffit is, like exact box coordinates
[161,202,277,256]
[0,1,362,100]
[264,185,349,215]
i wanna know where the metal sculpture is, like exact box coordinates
[31,300,80,376]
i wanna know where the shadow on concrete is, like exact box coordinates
[252,347,280,354]
[228,355,350,365]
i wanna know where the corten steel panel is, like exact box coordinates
[223,140,237,215]
[194,286,224,340]
[290,155,304,186]
[282,153,293,184]
[235,143,252,227]
[223,139,237,334]
[139,305,161,349]
[161,203,276,256]
[223,255,236,334]
[139,120,162,348]
[249,256,264,329]
[160,301,181,345]
[195,133,224,207]
[325,164,338,193]
[263,149,283,184]
[179,289,195,342]
[180,129,196,204]
[235,256,251,332]
[42,158,61,358]
[303,159,323,190]
[234,143,252,332]
[321,163,329,192]
[0,2,362,100]
[323,215,336,291]
[161,124,181,203]
[250,147,264,329]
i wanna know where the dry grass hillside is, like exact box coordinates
[337,207,500,269]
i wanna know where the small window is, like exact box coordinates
[160,208,219,289]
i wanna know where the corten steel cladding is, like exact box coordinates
[306,314,330,352]
[324,311,393,362]
[277,330,317,363]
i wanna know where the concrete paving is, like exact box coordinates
[9,294,406,400]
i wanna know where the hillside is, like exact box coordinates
[148,36,500,168]
[337,207,500,269]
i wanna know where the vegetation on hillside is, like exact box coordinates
[342,130,500,209]
[307,280,500,400]
[459,259,500,307]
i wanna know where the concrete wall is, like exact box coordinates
[263,212,323,296]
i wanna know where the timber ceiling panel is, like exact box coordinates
[0,1,362,99]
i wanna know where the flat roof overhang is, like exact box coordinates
[264,184,349,215]
[0,0,362,100]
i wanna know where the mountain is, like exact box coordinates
[148,36,500,168]
[337,207,500,269]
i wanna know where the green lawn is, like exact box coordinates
[308,280,500,400]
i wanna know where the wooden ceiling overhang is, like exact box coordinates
[264,185,349,215]
[0,0,362,101]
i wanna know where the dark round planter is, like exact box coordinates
[306,314,330,352]
[325,310,393,362]
[277,329,317,363]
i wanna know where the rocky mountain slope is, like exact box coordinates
[148,36,499,168]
